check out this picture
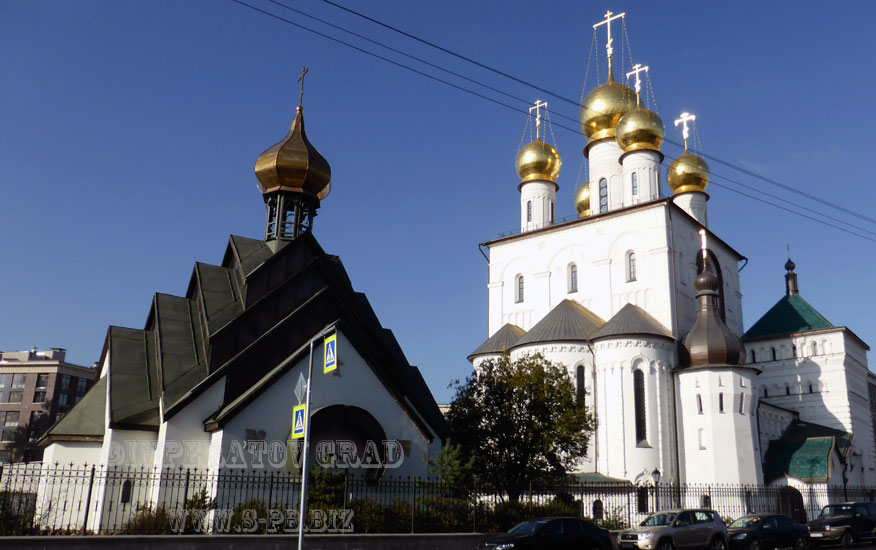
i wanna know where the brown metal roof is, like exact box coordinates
[468,323,526,360]
[590,303,672,341]
[512,299,604,348]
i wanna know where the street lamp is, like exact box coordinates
[652,468,661,511]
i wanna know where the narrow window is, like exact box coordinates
[701,495,712,509]
[550,202,554,223]
[811,342,818,355]
[576,365,586,404]
[750,349,756,363]
[634,370,647,443]
[696,394,703,415]
[599,178,608,213]
[739,393,745,414]
[592,500,604,520]
[785,384,790,396]
[120,480,133,505]
[637,486,649,513]
[809,384,813,393]
[568,264,578,293]
[718,392,724,413]
[792,345,797,357]
[526,201,532,222]
[632,172,638,195]
[627,252,637,282]
[763,388,768,397]
[771,347,777,361]
[516,275,524,303]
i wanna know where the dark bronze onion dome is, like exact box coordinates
[682,262,746,368]
[785,256,799,296]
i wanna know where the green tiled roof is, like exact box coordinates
[762,420,851,483]
[745,294,833,339]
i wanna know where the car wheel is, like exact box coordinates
[657,538,675,550]
[710,536,727,550]
[749,539,761,550]
[794,536,806,550]
[841,530,854,548]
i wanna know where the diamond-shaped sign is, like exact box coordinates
[294,373,306,404]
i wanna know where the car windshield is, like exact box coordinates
[730,517,761,528]
[820,505,854,518]
[509,520,547,534]
[641,513,676,527]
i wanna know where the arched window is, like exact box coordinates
[701,495,712,509]
[785,384,790,396]
[516,275,524,303]
[637,486,649,513]
[632,172,639,196]
[550,202,554,223]
[633,369,647,443]
[627,252,637,282]
[120,479,133,505]
[811,342,818,355]
[718,392,724,413]
[592,499,604,520]
[739,393,745,414]
[750,349,756,363]
[526,200,532,222]
[809,384,813,394]
[599,178,608,213]
[771,347,777,361]
[763,387,768,398]
[576,365,586,404]
[696,394,703,414]
[568,263,578,293]
[792,345,797,357]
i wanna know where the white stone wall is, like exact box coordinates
[588,140,625,213]
[520,180,556,233]
[621,150,662,206]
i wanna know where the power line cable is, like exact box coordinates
[232,0,876,244]
[318,0,876,226]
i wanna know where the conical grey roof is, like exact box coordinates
[512,299,604,348]
[468,323,526,361]
[590,303,673,341]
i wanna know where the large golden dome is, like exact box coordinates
[667,152,710,194]
[616,108,664,154]
[574,182,591,217]
[255,107,331,201]
[580,63,636,144]
[516,140,561,184]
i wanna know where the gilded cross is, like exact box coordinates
[297,66,309,108]
[529,99,548,141]
[593,10,625,59]
[674,112,696,151]
[626,63,649,97]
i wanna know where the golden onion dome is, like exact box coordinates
[667,152,710,194]
[616,108,665,153]
[580,63,636,144]
[574,182,591,217]
[254,107,331,201]
[515,140,561,184]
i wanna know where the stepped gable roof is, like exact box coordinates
[513,299,604,348]
[590,303,673,341]
[762,420,852,483]
[40,376,108,446]
[41,231,450,445]
[745,294,833,340]
[468,323,526,360]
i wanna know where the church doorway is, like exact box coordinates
[777,486,806,523]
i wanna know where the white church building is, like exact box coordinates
[469,12,875,491]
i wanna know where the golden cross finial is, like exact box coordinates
[626,64,649,106]
[674,112,696,152]
[297,66,309,109]
[529,99,548,141]
[593,10,625,59]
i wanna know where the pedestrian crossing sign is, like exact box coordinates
[292,404,306,439]
[323,333,337,373]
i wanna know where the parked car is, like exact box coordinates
[807,502,876,547]
[618,509,728,550]
[477,517,612,550]
[727,514,808,550]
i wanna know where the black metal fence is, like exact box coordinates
[1,463,874,535]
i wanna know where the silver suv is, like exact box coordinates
[618,509,729,550]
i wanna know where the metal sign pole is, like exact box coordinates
[297,337,315,550]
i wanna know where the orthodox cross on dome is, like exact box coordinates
[626,63,649,104]
[529,99,548,141]
[675,112,696,151]
[699,229,708,261]
[297,66,309,109]
[593,10,625,59]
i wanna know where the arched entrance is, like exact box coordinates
[777,486,806,523]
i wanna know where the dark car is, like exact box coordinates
[477,517,612,550]
[728,514,808,550]
[807,502,876,546]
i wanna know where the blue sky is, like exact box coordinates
[2,1,874,402]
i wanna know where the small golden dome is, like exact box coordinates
[515,140,561,183]
[580,62,636,144]
[254,107,331,201]
[574,182,591,217]
[667,152,710,194]
[616,108,664,153]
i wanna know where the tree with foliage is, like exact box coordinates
[446,353,595,502]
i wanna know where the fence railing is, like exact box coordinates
[1,463,874,535]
